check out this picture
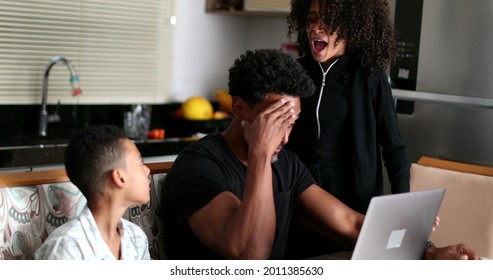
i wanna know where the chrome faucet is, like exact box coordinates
[39,56,82,136]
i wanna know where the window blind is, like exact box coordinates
[0,0,175,104]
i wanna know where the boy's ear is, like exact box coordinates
[110,168,126,188]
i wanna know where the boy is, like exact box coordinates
[35,125,151,259]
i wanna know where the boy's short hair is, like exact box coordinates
[228,49,315,106]
[64,125,128,200]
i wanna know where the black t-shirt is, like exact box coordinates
[160,132,315,259]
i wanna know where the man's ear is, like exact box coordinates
[110,168,126,188]
[232,96,244,118]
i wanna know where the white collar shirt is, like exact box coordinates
[35,206,150,260]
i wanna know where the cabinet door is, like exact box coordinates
[206,0,289,16]
[243,0,290,12]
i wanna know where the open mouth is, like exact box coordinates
[313,39,328,52]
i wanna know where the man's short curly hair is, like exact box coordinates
[64,124,128,201]
[228,49,315,106]
[287,0,397,74]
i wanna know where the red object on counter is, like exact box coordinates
[147,129,165,139]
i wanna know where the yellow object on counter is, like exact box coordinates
[214,89,233,113]
[181,96,214,120]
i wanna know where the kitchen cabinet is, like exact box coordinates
[206,0,289,17]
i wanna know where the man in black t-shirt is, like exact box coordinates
[160,49,479,260]
[162,131,316,259]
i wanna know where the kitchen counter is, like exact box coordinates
[0,138,196,173]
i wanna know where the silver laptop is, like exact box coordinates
[351,188,445,260]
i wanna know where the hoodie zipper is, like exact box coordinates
[315,59,339,139]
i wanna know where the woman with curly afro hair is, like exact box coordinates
[284,0,411,259]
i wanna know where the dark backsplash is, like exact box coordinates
[0,103,233,169]
[0,103,231,142]
[0,103,183,140]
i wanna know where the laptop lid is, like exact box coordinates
[351,188,445,260]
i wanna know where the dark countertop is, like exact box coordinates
[0,138,196,172]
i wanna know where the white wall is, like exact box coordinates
[172,0,291,102]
